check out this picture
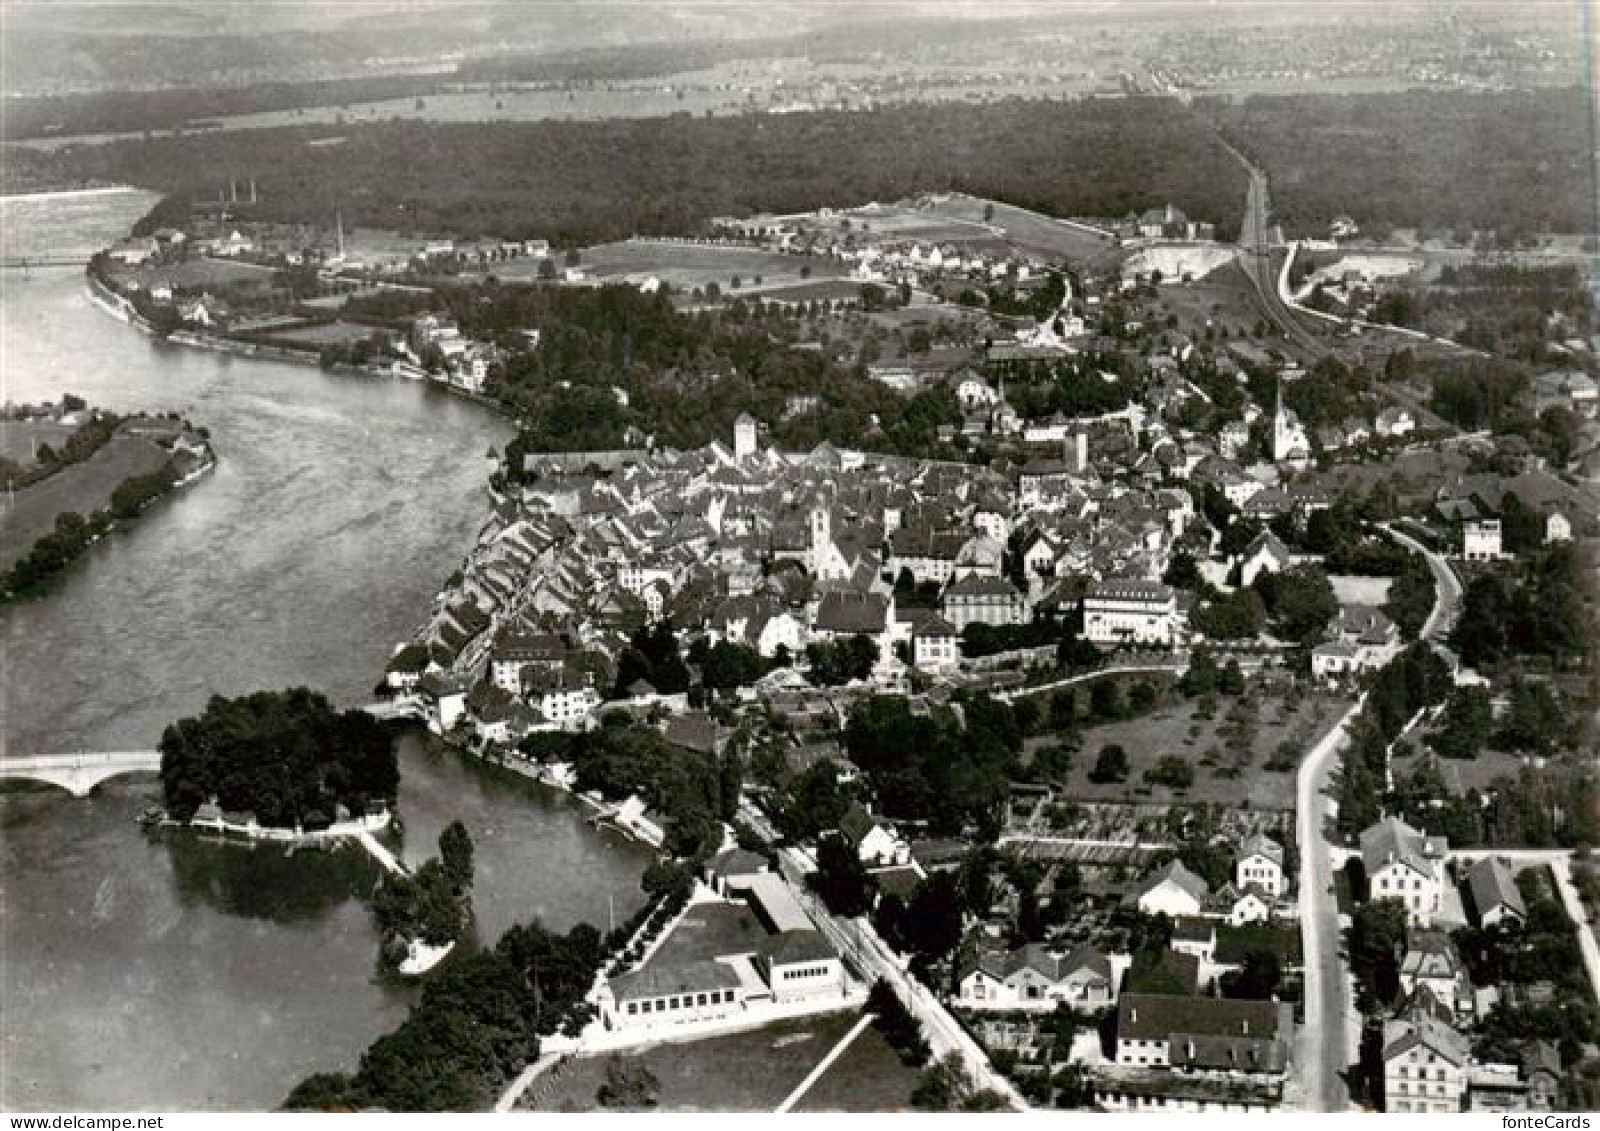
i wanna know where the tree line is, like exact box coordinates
[42,98,1245,248]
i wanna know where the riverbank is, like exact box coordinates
[0,409,216,600]
[85,269,506,413]
[462,749,671,852]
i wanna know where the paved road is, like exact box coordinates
[1381,524,1465,666]
[1295,525,1471,1109]
[995,658,1188,702]
[1295,695,1365,1112]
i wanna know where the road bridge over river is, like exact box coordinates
[2,703,421,798]
[0,751,162,796]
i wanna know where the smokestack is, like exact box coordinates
[250,178,257,204]
[230,179,237,204]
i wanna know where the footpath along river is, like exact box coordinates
[0,190,651,1111]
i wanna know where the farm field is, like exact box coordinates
[922,194,1125,267]
[107,255,276,292]
[0,420,78,470]
[1044,691,1354,811]
[501,239,847,293]
[526,1010,868,1112]
[258,320,388,347]
[0,433,169,571]
[1141,259,1274,337]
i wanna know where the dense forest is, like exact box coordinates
[22,99,1245,244]
[1208,87,1592,239]
[158,688,398,828]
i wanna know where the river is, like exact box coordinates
[0,190,651,1111]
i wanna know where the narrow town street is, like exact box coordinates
[1294,695,1363,1112]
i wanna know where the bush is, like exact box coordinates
[1088,745,1129,784]
[1144,756,1195,790]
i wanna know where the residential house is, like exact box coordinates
[1130,859,1210,918]
[912,614,961,672]
[1110,993,1292,1099]
[1222,886,1274,926]
[1376,406,1416,437]
[1239,529,1292,588]
[1400,929,1474,1021]
[1383,1013,1469,1114]
[811,590,891,646]
[1463,519,1502,562]
[1235,834,1287,900]
[1465,856,1527,929]
[1361,816,1449,926]
[488,631,566,694]
[839,803,909,867]
[954,943,1117,1012]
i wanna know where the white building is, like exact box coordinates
[1234,833,1287,900]
[838,803,908,867]
[1083,580,1178,646]
[955,944,1117,1012]
[1239,529,1292,588]
[1129,859,1210,918]
[733,412,759,461]
[1361,816,1448,926]
[1113,993,1292,1080]
[1384,1014,1469,1114]
[1462,519,1502,562]
[912,615,961,672]
[536,678,600,727]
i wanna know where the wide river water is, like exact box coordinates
[0,190,651,1110]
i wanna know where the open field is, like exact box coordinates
[792,1022,920,1112]
[0,433,169,571]
[527,1010,868,1112]
[1143,258,1276,338]
[501,239,847,293]
[107,256,276,292]
[0,420,78,470]
[258,320,387,347]
[1042,691,1354,810]
[1328,575,1393,605]
[923,194,1124,267]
